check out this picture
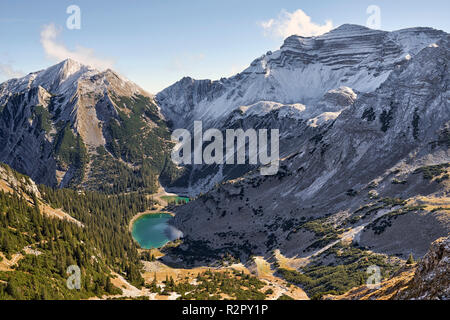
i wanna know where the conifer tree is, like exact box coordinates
[407,253,415,265]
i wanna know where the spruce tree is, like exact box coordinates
[406,253,415,265]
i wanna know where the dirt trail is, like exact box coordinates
[95,271,181,300]
[0,252,23,271]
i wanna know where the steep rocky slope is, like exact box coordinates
[0,59,176,192]
[167,30,450,266]
[0,163,82,226]
[327,236,449,300]
[158,25,448,195]
[395,236,449,299]
[158,25,445,129]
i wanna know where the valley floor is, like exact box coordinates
[93,255,309,301]
[104,187,310,301]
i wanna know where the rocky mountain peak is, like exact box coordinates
[158,25,448,133]
[57,58,90,77]
[0,60,174,191]
[32,58,93,93]
[281,24,380,47]
[325,23,380,35]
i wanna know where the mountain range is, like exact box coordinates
[157,24,448,195]
[164,24,449,263]
[0,24,449,300]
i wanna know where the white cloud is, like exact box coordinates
[0,63,23,79]
[40,23,115,70]
[260,9,333,38]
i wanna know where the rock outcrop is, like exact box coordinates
[326,236,449,300]
[395,236,449,300]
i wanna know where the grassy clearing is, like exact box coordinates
[161,196,190,205]
[145,269,267,300]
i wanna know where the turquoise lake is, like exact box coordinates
[131,213,182,249]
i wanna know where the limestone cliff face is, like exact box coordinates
[395,236,449,300]
[326,236,449,300]
[158,25,448,196]
[158,25,446,130]
[0,163,41,198]
[0,59,174,192]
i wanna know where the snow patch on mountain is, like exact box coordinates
[157,25,446,131]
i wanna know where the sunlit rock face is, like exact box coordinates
[166,27,450,263]
[0,59,171,190]
[157,25,448,196]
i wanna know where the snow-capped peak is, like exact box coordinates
[0,59,152,108]
[0,58,96,101]
[55,58,92,80]
[157,25,447,129]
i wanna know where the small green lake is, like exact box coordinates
[131,213,183,249]
[161,196,190,205]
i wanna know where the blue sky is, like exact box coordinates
[0,0,449,93]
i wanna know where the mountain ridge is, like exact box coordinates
[156,24,448,196]
[163,26,449,274]
[0,23,448,301]
[157,25,446,130]
[0,59,177,192]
